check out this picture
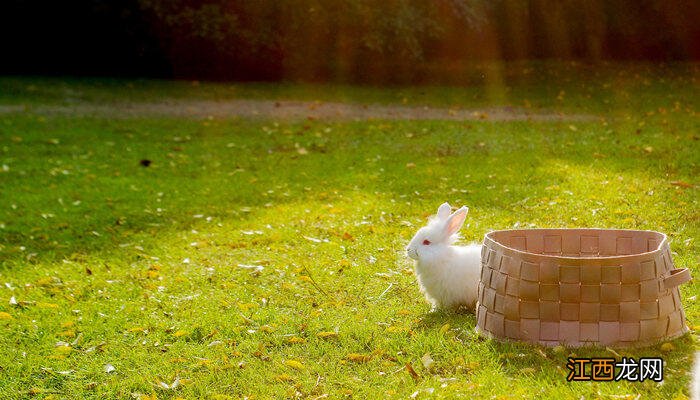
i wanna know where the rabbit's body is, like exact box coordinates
[414,244,481,310]
[406,203,482,311]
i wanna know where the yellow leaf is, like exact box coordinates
[54,346,72,355]
[316,331,338,339]
[397,309,411,316]
[128,327,146,333]
[60,321,74,328]
[59,330,76,338]
[0,312,13,320]
[346,353,372,363]
[386,326,407,333]
[36,277,53,286]
[439,323,451,334]
[285,359,305,370]
[660,342,674,352]
[299,276,313,283]
[147,270,159,279]
[237,302,257,311]
[276,374,294,382]
[38,302,59,309]
[287,337,306,344]
[173,330,188,338]
[259,325,274,333]
[170,357,187,363]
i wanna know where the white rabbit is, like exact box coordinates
[406,202,482,311]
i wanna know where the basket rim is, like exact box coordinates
[484,228,668,263]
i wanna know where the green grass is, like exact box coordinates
[0,64,698,399]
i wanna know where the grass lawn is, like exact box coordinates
[0,63,698,399]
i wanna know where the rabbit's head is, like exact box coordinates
[406,202,468,261]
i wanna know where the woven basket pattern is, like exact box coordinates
[475,229,690,347]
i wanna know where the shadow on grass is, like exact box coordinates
[413,309,477,331]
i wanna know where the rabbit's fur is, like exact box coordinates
[406,203,482,311]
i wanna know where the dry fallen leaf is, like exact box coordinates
[157,377,180,390]
[405,362,420,381]
[276,374,294,382]
[421,353,434,369]
[341,232,354,241]
[670,180,693,188]
[346,353,372,363]
[660,342,674,352]
[59,330,75,338]
[439,323,451,334]
[0,311,13,320]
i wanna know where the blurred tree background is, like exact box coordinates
[2,0,699,83]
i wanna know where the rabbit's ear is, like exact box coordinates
[436,202,452,220]
[444,206,468,237]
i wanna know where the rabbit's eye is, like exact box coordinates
[422,239,431,245]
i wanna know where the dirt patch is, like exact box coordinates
[0,100,597,122]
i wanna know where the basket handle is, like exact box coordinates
[662,268,691,290]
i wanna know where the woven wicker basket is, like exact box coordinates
[475,229,691,347]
